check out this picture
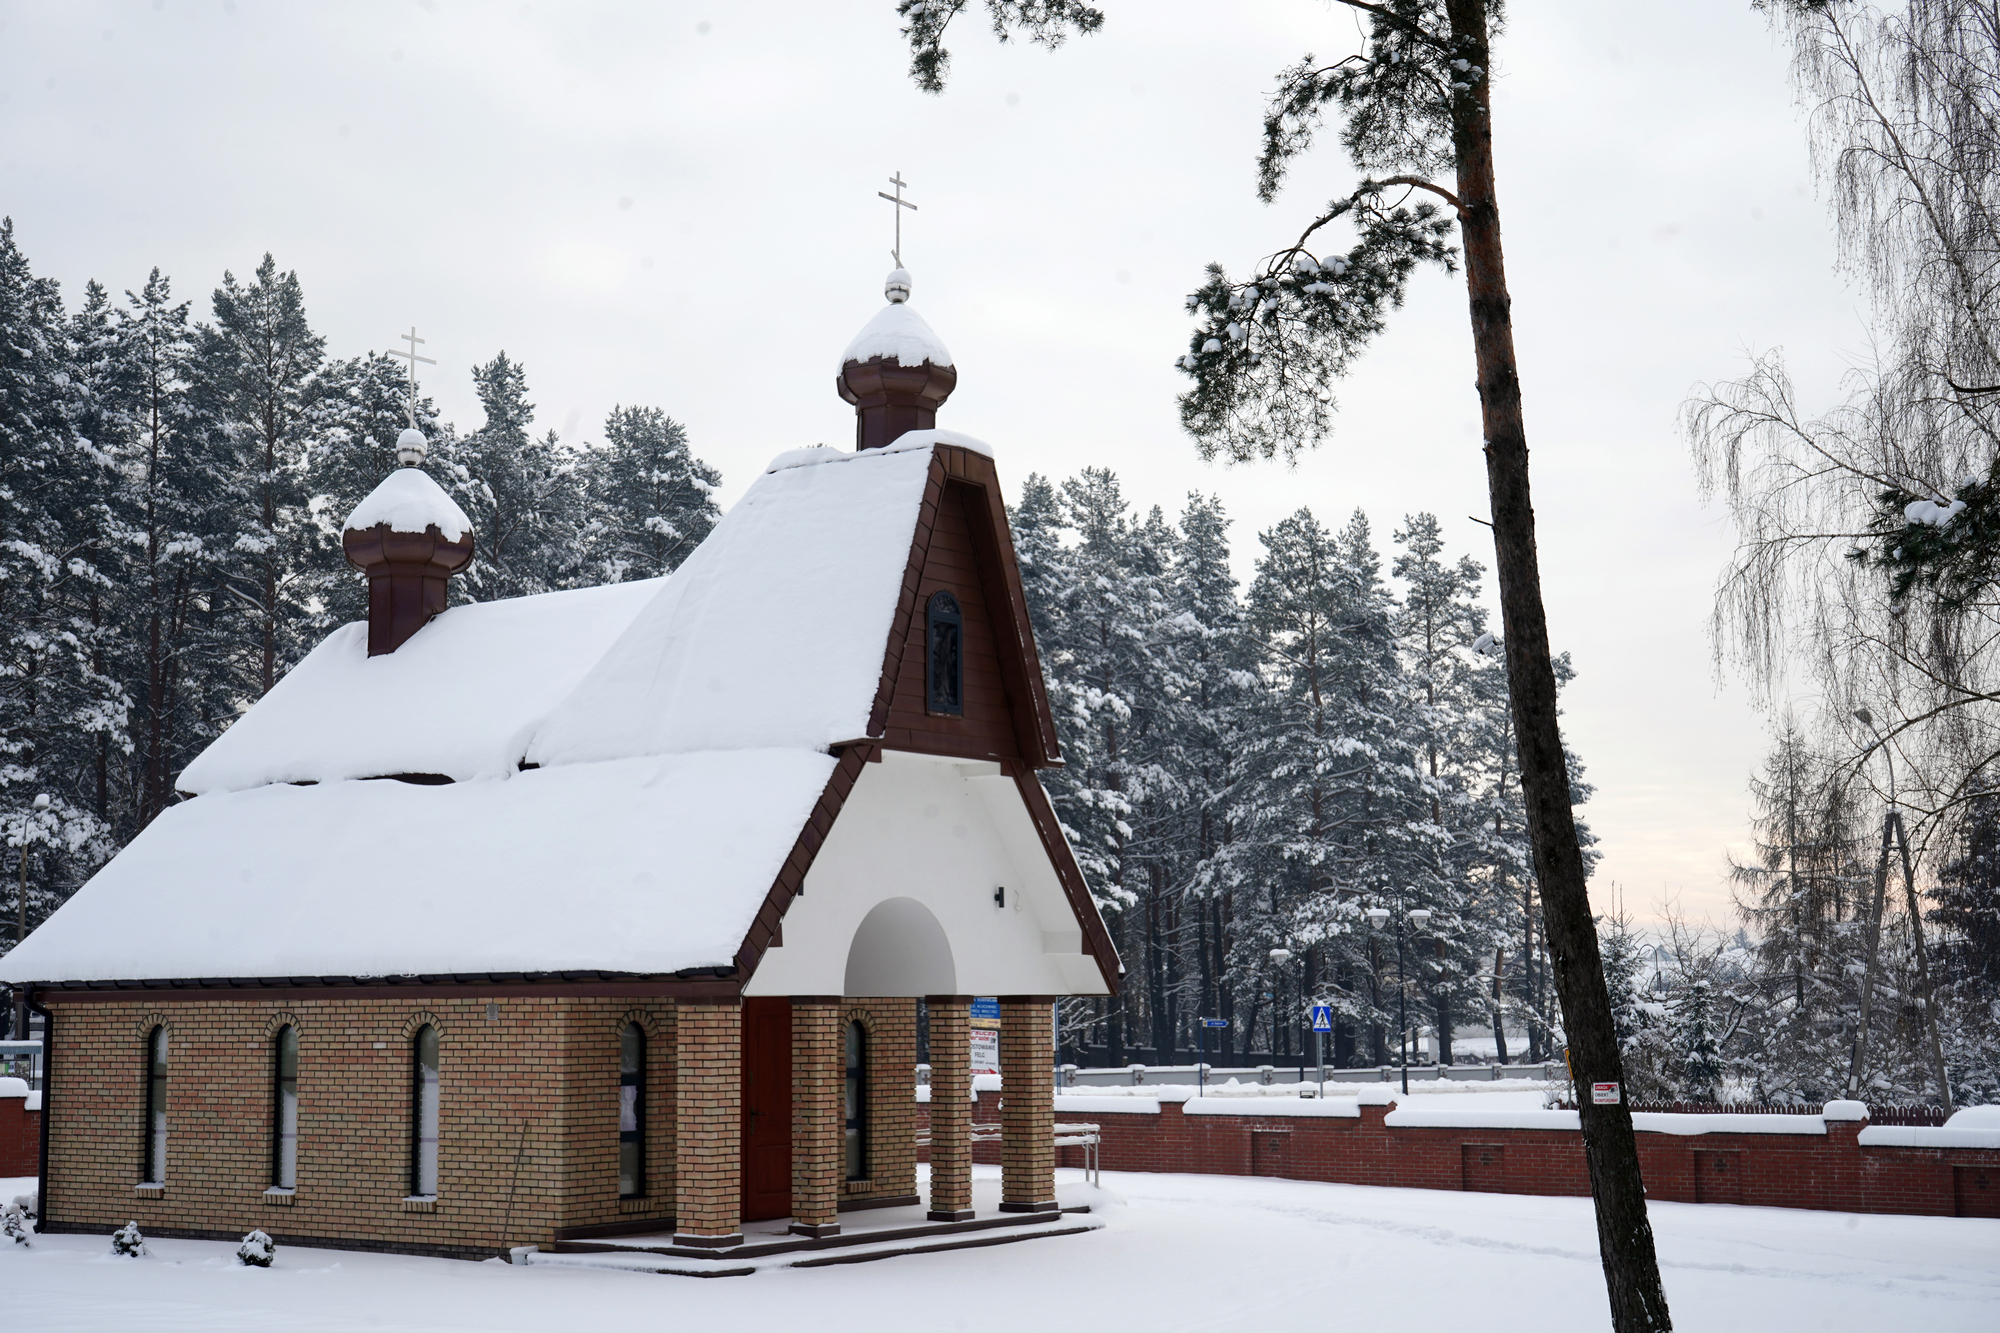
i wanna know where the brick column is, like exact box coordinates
[926,996,974,1221]
[789,999,842,1238]
[998,998,1058,1213]
[673,1000,743,1246]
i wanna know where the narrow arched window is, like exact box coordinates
[142,1026,168,1184]
[844,1020,869,1181]
[410,1025,440,1197]
[271,1025,299,1189]
[618,1022,645,1198]
[926,591,963,716]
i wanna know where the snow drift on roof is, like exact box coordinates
[527,443,936,767]
[840,300,954,371]
[344,467,474,541]
[0,749,835,984]
[178,579,665,794]
[763,429,991,475]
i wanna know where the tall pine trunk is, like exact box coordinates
[1448,2,1670,1328]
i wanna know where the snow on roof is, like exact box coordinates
[0,750,836,984]
[839,299,954,371]
[178,579,665,794]
[764,429,992,475]
[344,466,473,541]
[528,443,936,767]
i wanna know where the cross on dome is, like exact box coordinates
[877,171,917,268]
[389,325,438,466]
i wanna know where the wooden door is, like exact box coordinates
[1461,1143,1506,1192]
[741,998,793,1222]
[1693,1150,1742,1204]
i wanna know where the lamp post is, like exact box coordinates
[1366,901,1432,1095]
[1270,947,1318,1090]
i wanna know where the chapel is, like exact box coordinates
[0,269,1119,1261]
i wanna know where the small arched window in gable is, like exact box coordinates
[618,1022,645,1198]
[926,591,963,716]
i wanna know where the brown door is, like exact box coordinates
[1461,1143,1506,1192]
[741,998,793,1222]
[1693,1150,1742,1204]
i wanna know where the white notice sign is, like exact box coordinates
[1591,1082,1621,1105]
[970,1028,999,1075]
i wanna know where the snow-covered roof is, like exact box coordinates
[528,443,935,766]
[839,300,954,371]
[345,466,473,541]
[0,436,980,986]
[1,751,836,982]
[178,579,665,794]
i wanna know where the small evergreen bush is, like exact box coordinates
[110,1221,147,1257]
[2,1204,30,1248]
[236,1230,276,1267]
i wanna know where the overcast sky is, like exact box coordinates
[0,1,1869,928]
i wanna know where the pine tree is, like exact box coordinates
[442,352,581,601]
[1667,975,1726,1103]
[193,255,326,697]
[574,405,720,584]
[0,220,121,948]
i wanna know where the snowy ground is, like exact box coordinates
[2,1168,1994,1331]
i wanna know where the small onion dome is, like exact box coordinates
[396,426,429,467]
[837,268,957,452]
[341,468,475,656]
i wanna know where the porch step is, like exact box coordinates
[528,1207,1099,1277]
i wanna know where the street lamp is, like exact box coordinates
[1365,900,1432,1094]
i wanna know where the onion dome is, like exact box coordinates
[341,450,475,656]
[836,268,957,451]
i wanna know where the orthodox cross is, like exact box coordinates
[389,326,436,428]
[877,172,917,267]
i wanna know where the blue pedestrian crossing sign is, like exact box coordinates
[1309,1005,1334,1033]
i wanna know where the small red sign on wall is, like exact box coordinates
[1591,1082,1621,1105]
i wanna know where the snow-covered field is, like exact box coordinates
[2,1167,1994,1331]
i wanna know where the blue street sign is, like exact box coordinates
[1309,1004,1334,1033]
[1200,1018,1229,1029]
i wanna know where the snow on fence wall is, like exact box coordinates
[916,1088,2000,1219]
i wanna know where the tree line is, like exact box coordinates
[0,221,721,935]
[1016,467,1594,1069]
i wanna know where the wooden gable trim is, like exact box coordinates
[1011,769,1122,995]
[863,447,1063,767]
[730,743,875,980]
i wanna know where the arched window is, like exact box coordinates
[618,1022,645,1198]
[410,1025,440,1197]
[271,1025,299,1189]
[844,1020,869,1181]
[926,591,963,716]
[142,1026,168,1184]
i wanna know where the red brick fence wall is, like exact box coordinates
[0,1087,39,1178]
[920,1089,2000,1220]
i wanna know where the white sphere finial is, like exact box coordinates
[396,427,429,468]
[885,267,912,303]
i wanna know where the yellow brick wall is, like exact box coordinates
[42,996,675,1257]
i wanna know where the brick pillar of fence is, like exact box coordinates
[673,1000,743,1246]
[789,1000,842,1237]
[926,996,973,1221]
[998,998,1057,1213]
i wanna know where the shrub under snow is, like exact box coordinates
[110,1222,147,1257]
[236,1230,276,1267]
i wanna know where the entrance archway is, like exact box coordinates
[843,897,956,997]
